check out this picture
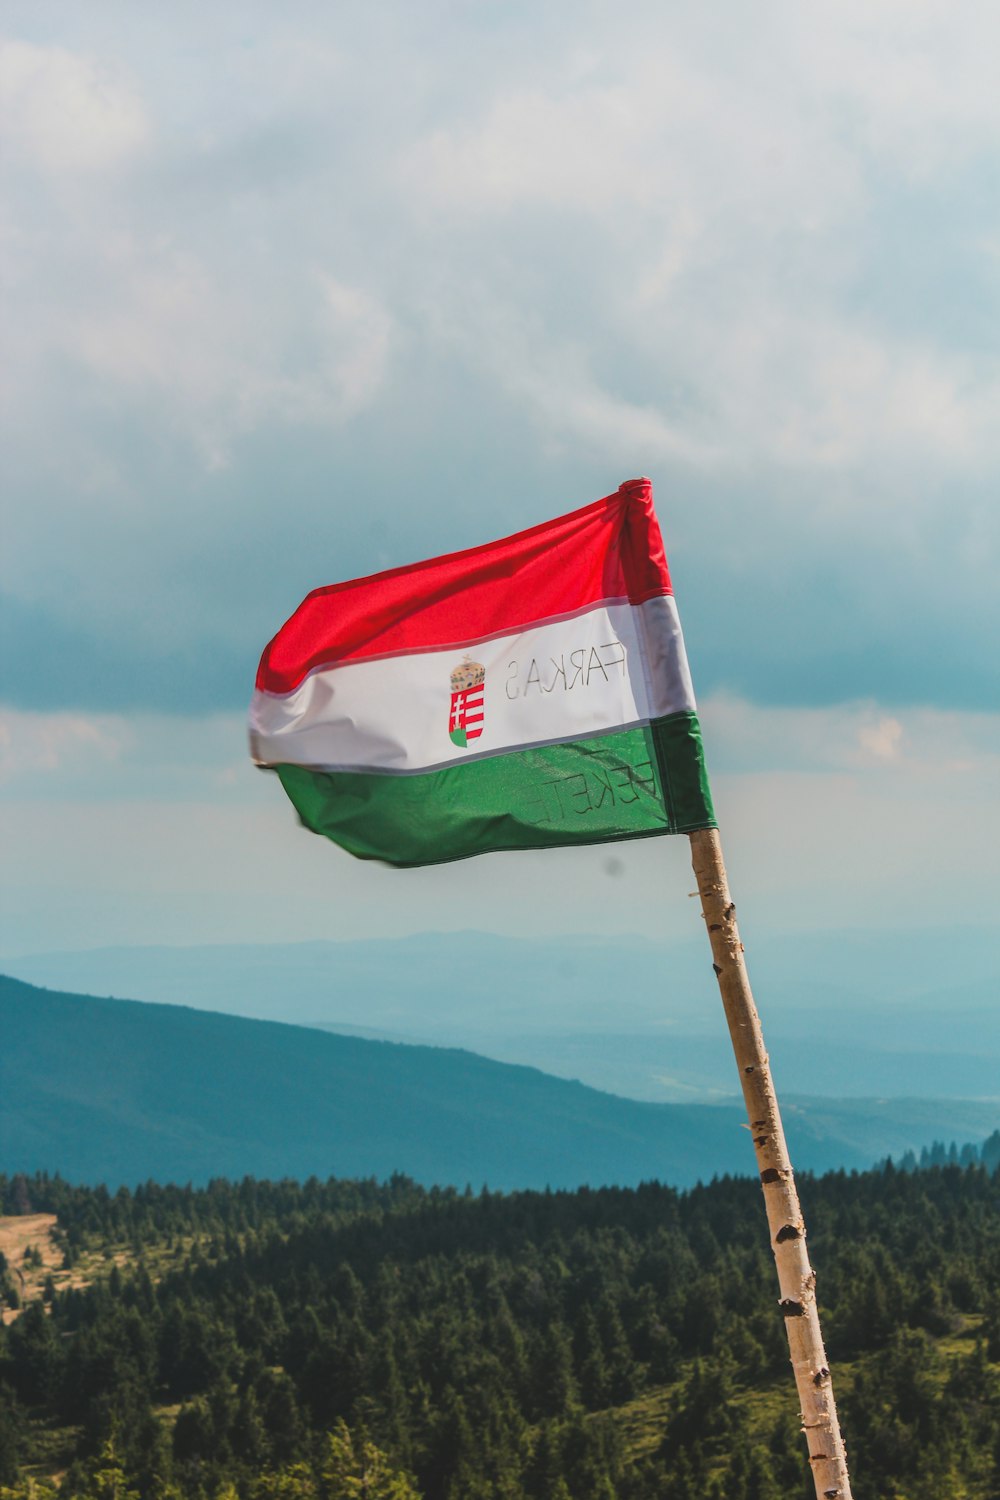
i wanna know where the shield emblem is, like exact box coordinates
[449,660,485,747]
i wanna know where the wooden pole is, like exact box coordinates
[688,827,852,1500]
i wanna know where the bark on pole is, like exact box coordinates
[688,827,853,1500]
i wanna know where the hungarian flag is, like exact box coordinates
[249,478,715,866]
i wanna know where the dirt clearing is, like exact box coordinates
[0,1212,61,1324]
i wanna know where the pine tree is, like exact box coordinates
[76,1434,140,1500]
[318,1420,418,1499]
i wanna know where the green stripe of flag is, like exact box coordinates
[274,710,715,867]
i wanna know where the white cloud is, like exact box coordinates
[404,85,660,215]
[312,275,394,420]
[34,245,395,467]
[700,695,1000,778]
[703,312,1000,472]
[784,2,1000,180]
[0,708,129,781]
[0,710,261,799]
[391,12,1000,477]
[0,39,147,173]
[0,3,997,714]
[857,716,904,764]
[399,40,861,231]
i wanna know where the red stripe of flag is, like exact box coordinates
[257,479,670,695]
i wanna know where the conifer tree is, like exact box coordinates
[318,1420,418,1499]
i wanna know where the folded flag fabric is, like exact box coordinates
[249,477,715,866]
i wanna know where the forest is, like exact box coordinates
[2,1155,1000,1500]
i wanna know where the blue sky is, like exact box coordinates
[1,2,998,959]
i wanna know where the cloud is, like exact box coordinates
[783,1,1000,180]
[0,708,252,800]
[1,3,998,723]
[397,34,1000,477]
[8,234,395,470]
[0,38,147,173]
[404,85,665,216]
[857,716,904,764]
[700,695,1000,779]
[0,708,128,783]
[0,36,394,473]
[710,313,1000,473]
[311,275,394,421]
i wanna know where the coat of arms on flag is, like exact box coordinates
[449,660,485,747]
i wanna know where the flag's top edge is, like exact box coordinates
[256,479,671,696]
[302,479,656,610]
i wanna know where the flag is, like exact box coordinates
[249,477,715,866]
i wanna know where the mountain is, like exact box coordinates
[2,974,996,1191]
[6,929,998,1103]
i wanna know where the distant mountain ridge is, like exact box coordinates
[6,929,998,1104]
[2,974,996,1192]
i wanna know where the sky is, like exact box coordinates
[2,1,998,961]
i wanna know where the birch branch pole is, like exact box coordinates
[688,827,853,1500]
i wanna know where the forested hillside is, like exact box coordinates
[3,1164,1000,1499]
